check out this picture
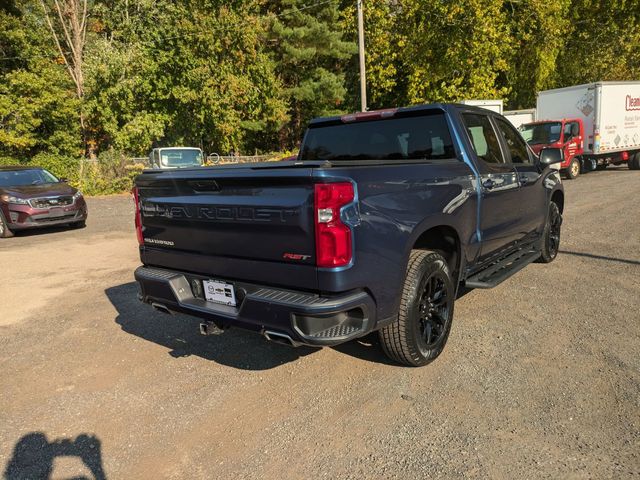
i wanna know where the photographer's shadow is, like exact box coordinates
[106,282,318,371]
[4,432,106,480]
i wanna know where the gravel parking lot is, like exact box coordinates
[1,168,639,479]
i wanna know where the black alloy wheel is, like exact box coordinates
[547,203,562,258]
[417,273,451,350]
[537,202,562,263]
[380,250,455,366]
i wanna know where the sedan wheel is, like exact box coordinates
[0,213,14,238]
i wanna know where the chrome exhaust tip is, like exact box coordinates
[151,302,172,315]
[263,330,297,347]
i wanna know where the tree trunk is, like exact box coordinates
[40,0,90,156]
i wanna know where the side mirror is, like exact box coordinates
[539,148,564,166]
[59,177,69,183]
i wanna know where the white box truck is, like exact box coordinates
[504,108,536,128]
[520,81,640,178]
[460,99,503,114]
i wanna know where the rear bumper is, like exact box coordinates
[134,265,377,347]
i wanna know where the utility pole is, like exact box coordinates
[357,0,367,112]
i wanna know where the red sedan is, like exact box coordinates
[0,166,88,238]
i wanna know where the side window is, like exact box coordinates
[495,118,532,164]
[564,121,579,143]
[462,113,505,164]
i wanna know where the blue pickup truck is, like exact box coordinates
[133,104,565,366]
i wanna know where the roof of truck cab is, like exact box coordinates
[308,103,501,127]
[309,103,445,125]
[154,147,201,150]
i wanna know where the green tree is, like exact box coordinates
[402,0,512,104]
[503,0,571,109]
[266,0,357,148]
[341,0,512,109]
[340,0,408,110]
[4,0,640,173]
[86,0,287,156]
[83,0,170,155]
[555,0,640,86]
[0,1,81,159]
[38,0,92,155]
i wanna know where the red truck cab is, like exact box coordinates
[520,119,584,179]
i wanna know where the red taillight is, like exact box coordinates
[622,151,629,161]
[314,182,354,268]
[132,187,143,246]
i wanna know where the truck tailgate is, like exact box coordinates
[135,164,318,289]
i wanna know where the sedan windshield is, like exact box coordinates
[0,169,59,187]
[160,149,202,167]
[519,122,562,145]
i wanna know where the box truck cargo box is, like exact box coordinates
[504,109,536,128]
[460,99,503,114]
[521,81,640,178]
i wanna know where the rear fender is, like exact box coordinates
[403,218,467,287]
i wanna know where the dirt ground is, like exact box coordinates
[1,168,639,479]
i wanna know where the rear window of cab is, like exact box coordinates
[300,111,456,162]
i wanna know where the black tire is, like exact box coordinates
[565,158,580,179]
[582,157,597,172]
[379,250,455,367]
[0,212,14,238]
[629,153,640,170]
[537,202,562,263]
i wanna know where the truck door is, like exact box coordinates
[461,112,521,261]
[493,117,546,239]
[152,149,160,169]
[563,120,584,165]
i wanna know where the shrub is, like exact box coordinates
[77,149,144,195]
[0,156,26,167]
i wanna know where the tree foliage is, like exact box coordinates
[1,0,639,171]
[503,0,571,109]
[555,0,640,85]
[0,1,81,158]
[266,0,357,148]
[402,0,512,103]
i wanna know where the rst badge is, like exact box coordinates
[283,253,312,261]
